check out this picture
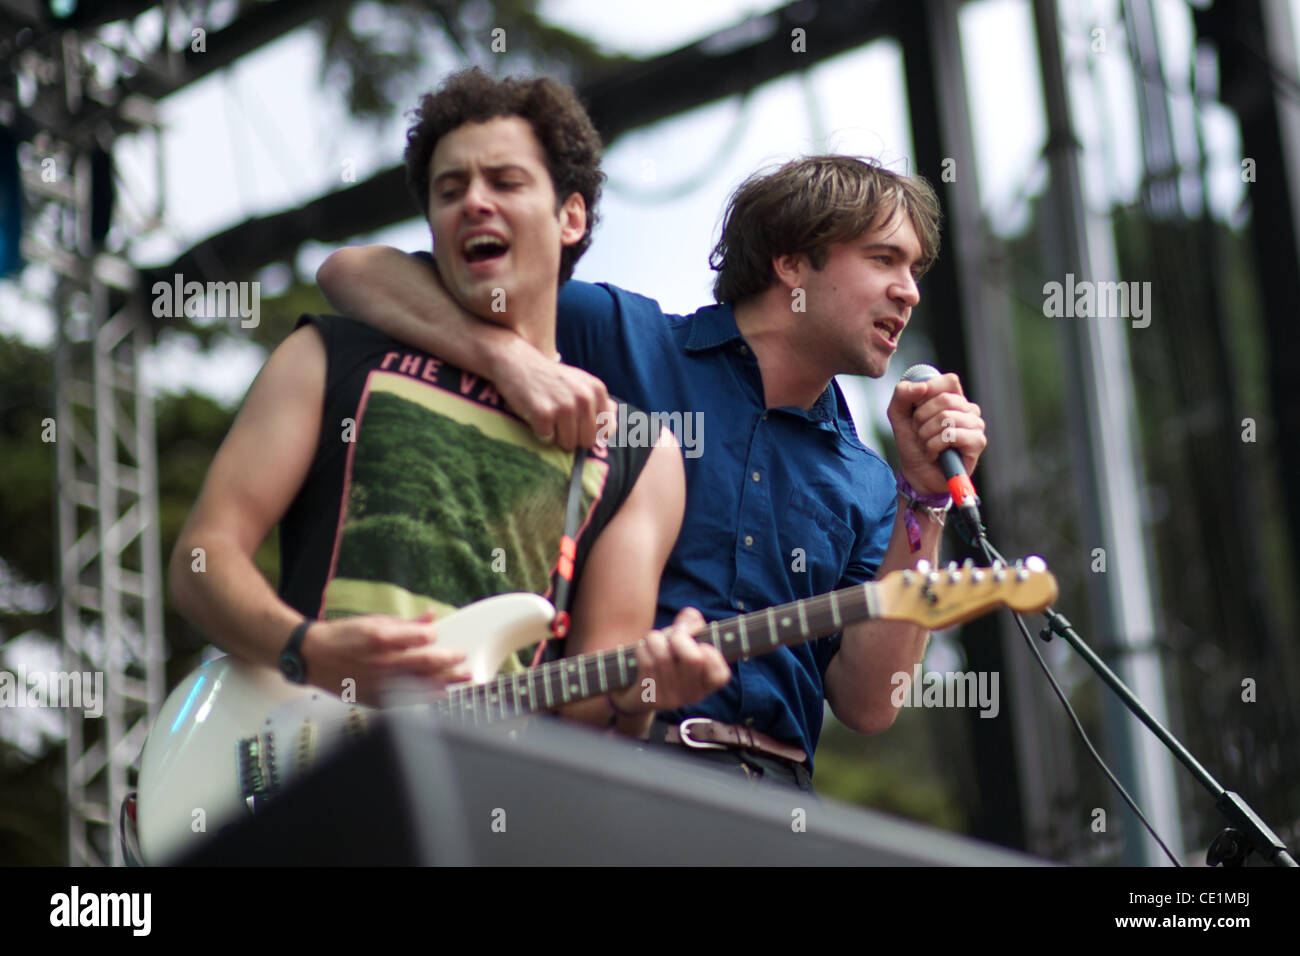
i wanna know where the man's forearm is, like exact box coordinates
[316,245,524,380]
[168,532,300,670]
[828,495,944,733]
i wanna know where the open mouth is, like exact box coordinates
[462,234,510,264]
[874,318,903,342]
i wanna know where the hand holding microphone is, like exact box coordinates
[888,363,989,543]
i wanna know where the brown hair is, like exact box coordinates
[710,156,942,303]
[404,68,604,283]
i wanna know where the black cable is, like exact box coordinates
[977,535,1183,866]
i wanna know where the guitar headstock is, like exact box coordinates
[875,556,1058,629]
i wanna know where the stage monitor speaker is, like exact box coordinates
[177,710,1046,866]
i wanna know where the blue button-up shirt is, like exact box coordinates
[556,281,897,766]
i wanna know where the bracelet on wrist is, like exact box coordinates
[896,474,951,553]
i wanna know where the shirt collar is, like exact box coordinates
[683,304,868,451]
[782,380,868,450]
[683,302,745,352]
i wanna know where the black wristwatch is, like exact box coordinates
[278,618,313,684]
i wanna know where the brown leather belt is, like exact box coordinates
[661,718,807,765]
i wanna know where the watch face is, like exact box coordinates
[279,654,304,683]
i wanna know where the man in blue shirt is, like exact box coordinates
[319,148,987,791]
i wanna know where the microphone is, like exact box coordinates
[900,363,985,542]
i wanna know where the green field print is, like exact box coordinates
[323,372,604,620]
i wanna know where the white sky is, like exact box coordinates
[0,0,1287,412]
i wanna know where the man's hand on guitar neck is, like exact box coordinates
[300,609,472,707]
[605,607,732,738]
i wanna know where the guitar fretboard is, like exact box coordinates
[433,581,878,725]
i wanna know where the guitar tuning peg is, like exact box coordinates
[1025,555,1047,572]
[992,566,1006,582]
[916,559,932,575]
[991,559,1005,570]
[1016,566,1030,582]
[901,570,915,586]
[962,558,974,570]
[971,568,985,583]
[946,563,960,583]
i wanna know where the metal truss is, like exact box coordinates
[48,240,165,868]
[1,0,376,867]
[7,7,172,866]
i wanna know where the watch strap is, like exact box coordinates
[280,618,313,683]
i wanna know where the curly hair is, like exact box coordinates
[403,68,604,283]
[710,156,942,304]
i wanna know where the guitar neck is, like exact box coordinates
[436,582,876,725]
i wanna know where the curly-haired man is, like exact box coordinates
[169,69,728,743]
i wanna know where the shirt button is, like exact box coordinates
[761,413,768,422]
[751,471,760,482]
[743,535,754,547]
[738,344,749,355]
[745,717,755,727]
[735,599,746,611]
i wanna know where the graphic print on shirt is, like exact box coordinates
[320,369,609,624]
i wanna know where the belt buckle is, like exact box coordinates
[678,718,726,750]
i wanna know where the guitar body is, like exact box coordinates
[136,592,555,864]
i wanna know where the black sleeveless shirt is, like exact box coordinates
[277,314,652,634]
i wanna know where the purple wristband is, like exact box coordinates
[896,474,951,552]
[896,473,952,509]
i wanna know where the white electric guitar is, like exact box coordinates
[136,558,1057,863]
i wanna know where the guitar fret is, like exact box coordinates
[863,582,879,620]
[616,647,628,687]
[738,615,750,656]
[830,590,842,630]
[511,675,522,718]
[797,598,809,636]
[543,664,554,709]
[625,649,639,691]
[498,676,507,722]
[597,650,609,694]
[708,622,722,652]
[577,657,589,699]
[766,607,778,646]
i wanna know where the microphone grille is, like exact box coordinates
[901,363,940,383]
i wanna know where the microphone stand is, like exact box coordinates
[954,511,1296,867]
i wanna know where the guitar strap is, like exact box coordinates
[543,447,588,649]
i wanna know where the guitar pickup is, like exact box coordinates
[236,732,280,813]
